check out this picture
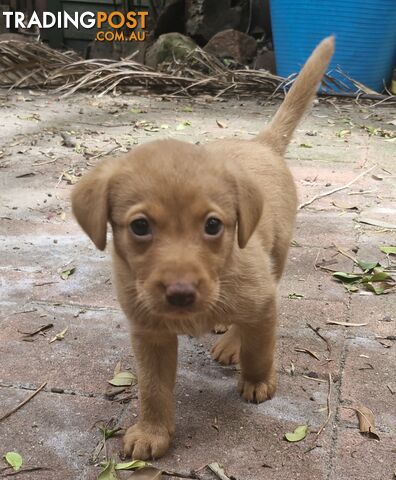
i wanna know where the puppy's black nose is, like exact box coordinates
[166,283,196,307]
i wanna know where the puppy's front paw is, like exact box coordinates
[123,423,171,460]
[238,375,276,403]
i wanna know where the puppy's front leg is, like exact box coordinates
[238,296,277,403]
[124,332,177,459]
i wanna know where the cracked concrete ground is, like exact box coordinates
[0,89,395,480]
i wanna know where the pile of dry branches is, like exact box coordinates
[0,39,284,97]
[0,39,391,99]
[0,40,80,89]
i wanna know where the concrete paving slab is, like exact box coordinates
[0,89,394,480]
[0,386,125,479]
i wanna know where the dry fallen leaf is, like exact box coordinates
[294,348,320,360]
[108,371,137,387]
[346,406,380,440]
[216,120,227,129]
[208,463,231,480]
[49,327,68,343]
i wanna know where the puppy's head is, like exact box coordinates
[72,139,262,320]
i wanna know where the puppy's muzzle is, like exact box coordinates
[165,282,196,307]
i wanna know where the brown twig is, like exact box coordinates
[298,165,376,210]
[306,323,332,356]
[86,145,122,162]
[2,467,53,477]
[0,382,47,422]
[316,373,332,437]
[163,471,201,480]
[334,245,359,265]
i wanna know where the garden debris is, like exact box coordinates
[108,371,136,387]
[0,382,47,423]
[298,165,376,210]
[356,217,396,229]
[343,406,380,440]
[302,374,327,383]
[332,260,395,294]
[59,170,81,185]
[92,419,121,462]
[98,460,118,480]
[284,425,309,443]
[380,246,396,255]
[306,323,332,356]
[288,293,304,299]
[60,132,77,148]
[295,348,320,360]
[49,327,68,343]
[15,172,35,178]
[98,460,148,480]
[99,425,122,440]
[361,126,396,139]
[60,266,75,280]
[4,452,23,471]
[115,460,148,471]
[327,321,367,327]
[208,462,232,480]
[316,373,332,437]
[0,39,382,99]
[18,323,53,340]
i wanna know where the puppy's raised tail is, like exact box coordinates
[257,36,335,155]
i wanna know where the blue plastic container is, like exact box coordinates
[270,0,396,93]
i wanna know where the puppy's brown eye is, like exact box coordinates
[130,218,151,238]
[204,217,223,237]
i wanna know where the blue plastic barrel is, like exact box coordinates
[270,0,396,93]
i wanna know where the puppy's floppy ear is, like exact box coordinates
[71,161,113,251]
[236,175,263,248]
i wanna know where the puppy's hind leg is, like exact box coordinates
[238,296,277,403]
[211,324,241,365]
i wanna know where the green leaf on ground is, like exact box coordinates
[4,452,23,471]
[60,266,75,280]
[363,270,392,283]
[99,426,122,440]
[115,460,148,470]
[299,143,312,148]
[336,129,351,138]
[288,293,304,299]
[108,371,137,387]
[357,260,379,272]
[175,120,191,131]
[284,425,309,442]
[380,246,396,255]
[98,460,118,480]
[333,272,362,283]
